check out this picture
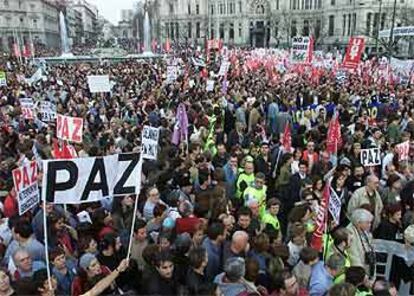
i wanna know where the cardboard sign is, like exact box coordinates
[0,71,6,86]
[20,98,35,120]
[360,148,381,166]
[328,188,341,225]
[291,36,312,63]
[218,61,230,76]
[343,37,365,69]
[56,114,83,143]
[396,141,410,161]
[42,153,142,204]
[87,75,111,93]
[206,80,215,92]
[141,126,159,160]
[12,161,39,215]
[37,101,56,122]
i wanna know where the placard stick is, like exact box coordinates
[43,197,52,290]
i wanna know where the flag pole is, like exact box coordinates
[42,197,52,291]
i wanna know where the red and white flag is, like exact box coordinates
[53,139,77,159]
[311,181,331,251]
[165,38,171,53]
[326,113,342,154]
[343,37,365,69]
[281,123,292,152]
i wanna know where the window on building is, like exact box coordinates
[276,0,279,9]
[291,20,297,37]
[33,19,38,28]
[166,25,170,38]
[303,20,309,35]
[239,23,242,37]
[229,23,234,39]
[239,1,242,13]
[256,5,265,14]
[352,13,356,34]
[4,0,9,7]
[315,19,321,39]
[188,3,191,14]
[318,0,322,8]
[210,4,214,15]
[169,4,174,14]
[220,3,224,14]
[171,23,174,39]
[211,25,215,38]
[220,23,224,39]
[176,23,179,39]
[230,2,235,14]
[188,22,192,38]
[328,15,335,36]
[373,12,379,34]
[331,0,335,5]
[305,0,310,9]
[342,15,346,35]
[347,13,351,35]
[196,4,199,14]
[302,0,305,9]
[366,12,372,35]
[30,4,35,10]
[381,13,386,30]
[196,22,200,38]
[292,0,296,10]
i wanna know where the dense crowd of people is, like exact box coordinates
[0,47,413,296]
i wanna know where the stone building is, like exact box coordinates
[152,0,414,52]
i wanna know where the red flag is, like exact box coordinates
[13,43,21,58]
[165,38,171,53]
[326,113,342,154]
[53,140,76,159]
[151,39,157,52]
[343,37,365,69]
[307,36,314,64]
[311,181,330,251]
[281,123,291,152]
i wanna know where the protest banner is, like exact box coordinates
[141,125,159,160]
[206,80,215,92]
[373,239,414,295]
[343,37,365,69]
[87,75,111,93]
[328,187,341,225]
[12,161,39,215]
[379,26,414,38]
[396,141,410,161]
[360,148,381,166]
[0,71,6,86]
[20,98,35,120]
[291,36,312,63]
[42,153,142,204]
[56,114,83,143]
[37,101,56,122]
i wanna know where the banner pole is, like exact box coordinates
[42,197,52,291]
[126,154,143,259]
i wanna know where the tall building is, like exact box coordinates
[153,0,414,53]
[116,9,134,38]
[72,0,98,45]
[0,0,60,52]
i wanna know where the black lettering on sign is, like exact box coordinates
[45,161,78,203]
[361,150,368,165]
[368,150,374,164]
[81,158,109,201]
[114,153,139,195]
[374,149,381,164]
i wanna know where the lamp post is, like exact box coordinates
[375,0,382,54]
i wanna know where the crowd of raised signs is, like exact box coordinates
[0,45,413,296]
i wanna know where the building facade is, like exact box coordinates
[73,0,98,45]
[153,0,414,53]
[0,0,60,52]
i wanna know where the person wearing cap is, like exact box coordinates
[235,157,255,204]
[260,198,281,232]
[243,172,267,214]
[348,175,383,229]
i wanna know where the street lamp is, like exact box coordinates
[375,0,382,54]
[388,0,397,55]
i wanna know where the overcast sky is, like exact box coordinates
[89,0,138,25]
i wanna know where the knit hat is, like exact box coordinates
[79,253,96,270]
[224,257,246,282]
[404,225,414,244]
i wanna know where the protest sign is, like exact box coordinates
[206,80,215,92]
[343,37,365,69]
[42,153,142,204]
[87,75,111,93]
[328,187,341,225]
[218,61,230,76]
[291,36,312,63]
[20,98,35,119]
[141,125,159,160]
[37,101,56,122]
[0,71,6,86]
[396,141,410,161]
[56,114,83,143]
[360,148,381,166]
[166,66,179,83]
[12,161,39,215]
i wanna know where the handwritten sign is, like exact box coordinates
[141,125,159,160]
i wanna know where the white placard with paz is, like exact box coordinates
[360,148,381,167]
[12,161,39,215]
[20,98,35,120]
[141,125,159,160]
[396,141,410,161]
[56,114,84,143]
[87,75,111,93]
[206,80,215,92]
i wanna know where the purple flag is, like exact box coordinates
[172,103,189,145]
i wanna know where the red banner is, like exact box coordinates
[311,181,331,252]
[343,37,365,69]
